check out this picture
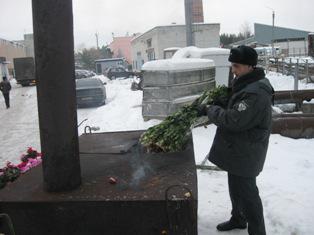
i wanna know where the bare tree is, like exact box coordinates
[239,21,253,39]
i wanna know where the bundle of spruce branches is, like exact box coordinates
[140,86,229,153]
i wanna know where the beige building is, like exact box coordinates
[131,23,220,70]
[0,38,26,74]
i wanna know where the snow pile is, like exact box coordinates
[163,47,181,52]
[142,58,214,71]
[172,46,230,60]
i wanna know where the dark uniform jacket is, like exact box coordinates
[0,80,11,94]
[207,68,274,177]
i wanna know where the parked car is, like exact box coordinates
[105,67,134,80]
[76,78,106,107]
[75,69,96,79]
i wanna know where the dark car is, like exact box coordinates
[75,69,96,79]
[76,78,106,107]
[105,67,134,80]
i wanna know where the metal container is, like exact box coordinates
[142,59,215,120]
[0,131,198,235]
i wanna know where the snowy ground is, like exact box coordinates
[0,73,314,234]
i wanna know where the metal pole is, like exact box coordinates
[32,0,81,192]
[294,59,299,90]
[306,59,309,83]
[271,11,275,57]
[95,32,99,50]
[185,0,194,46]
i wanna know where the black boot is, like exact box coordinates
[216,218,247,231]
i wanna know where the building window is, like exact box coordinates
[147,48,155,61]
[147,38,152,48]
[96,64,102,74]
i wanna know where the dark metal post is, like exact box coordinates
[306,59,309,83]
[294,59,299,91]
[309,33,314,57]
[32,0,81,191]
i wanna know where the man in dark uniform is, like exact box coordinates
[0,76,12,109]
[199,45,274,235]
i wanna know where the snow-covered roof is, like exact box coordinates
[142,58,214,71]
[163,47,181,52]
[95,58,125,62]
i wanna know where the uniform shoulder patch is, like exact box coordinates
[237,101,249,112]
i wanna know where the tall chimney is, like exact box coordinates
[192,0,204,23]
[32,0,81,192]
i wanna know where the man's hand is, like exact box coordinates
[196,104,210,117]
[212,87,232,108]
[206,105,221,123]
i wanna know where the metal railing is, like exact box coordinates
[264,57,314,84]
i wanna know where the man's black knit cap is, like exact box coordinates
[228,45,258,66]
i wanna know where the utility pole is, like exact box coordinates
[184,0,194,46]
[272,10,275,57]
[266,6,275,57]
[95,32,99,50]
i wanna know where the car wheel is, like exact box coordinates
[111,76,116,80]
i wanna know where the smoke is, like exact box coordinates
[130,143,153,187]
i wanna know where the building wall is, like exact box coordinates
[109,36,136,64]
[131,30,159,70]
[275,39,308,56]
[0,38,26,72]
[131,24,220,70]
[23,34,35,58]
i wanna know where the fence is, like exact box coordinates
[261,57,314,86]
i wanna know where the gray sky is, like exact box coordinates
[1,0,313,50]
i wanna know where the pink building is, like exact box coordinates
[109,36,136,64]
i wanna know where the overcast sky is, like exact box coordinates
[1,0,313,50]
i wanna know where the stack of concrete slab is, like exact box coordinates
[172,47,231,86]
[141,58,215,120]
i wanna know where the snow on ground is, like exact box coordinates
[193,126,314,235]
[0,79,40,166]
[1,74,314,234]
[267,71,314,91]
[77,77,160,135]
[278,56,314,64]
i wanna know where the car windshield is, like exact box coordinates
[76,78,102,88]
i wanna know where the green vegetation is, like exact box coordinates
[140,86,229,153]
